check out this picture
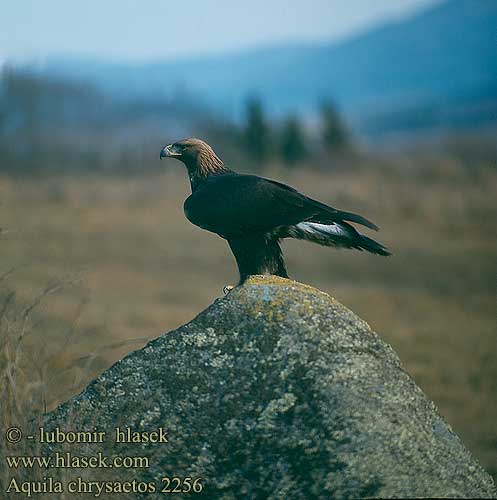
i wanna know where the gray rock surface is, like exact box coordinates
[44,276,496,499]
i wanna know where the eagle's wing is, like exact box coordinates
[184,174,378,237]
[263,178,378,230]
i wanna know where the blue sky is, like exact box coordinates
[1,0,438,62]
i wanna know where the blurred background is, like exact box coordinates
[0,0,496,482]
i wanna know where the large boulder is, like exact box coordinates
[42,276,495,499]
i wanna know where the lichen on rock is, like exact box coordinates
[43,276,496,499]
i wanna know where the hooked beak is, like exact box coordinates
[159,144,180,159]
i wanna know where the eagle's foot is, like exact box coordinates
[223,285,234,295]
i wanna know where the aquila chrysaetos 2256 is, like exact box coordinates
[160,138,390,285]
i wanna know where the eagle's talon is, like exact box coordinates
[223,285,234,295]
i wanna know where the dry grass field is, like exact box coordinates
[1,148,496,481]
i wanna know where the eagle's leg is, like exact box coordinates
[227,234,289,285]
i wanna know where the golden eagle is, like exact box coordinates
[160,138,390,286]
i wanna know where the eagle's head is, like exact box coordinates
[160,138,224,175]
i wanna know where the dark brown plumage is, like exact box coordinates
[160,138,391,284]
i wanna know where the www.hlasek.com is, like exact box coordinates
[4,426,203,496]
[6,451,150,470]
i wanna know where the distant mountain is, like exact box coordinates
[29,0,497,136]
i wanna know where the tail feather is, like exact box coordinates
[282,222,391,256]
[352,233,391,256]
